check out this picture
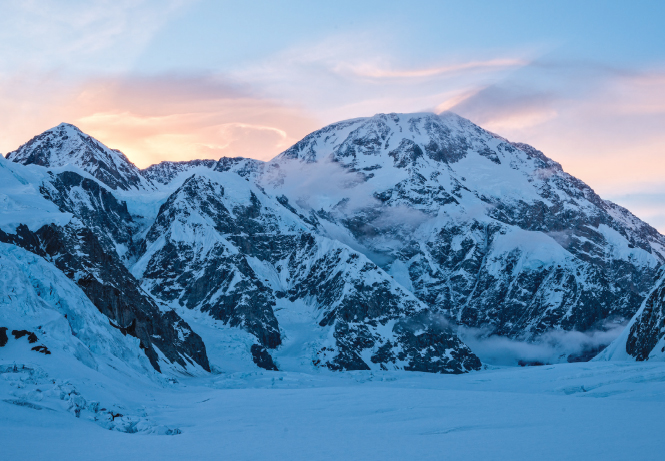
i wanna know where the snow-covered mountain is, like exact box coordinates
[262,112,665,341]
[6,123,154,191]
[133,170,479,372]
[4,113,665,377]
[141,159,217,185]
[0,153,209,373]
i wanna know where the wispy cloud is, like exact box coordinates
[338,58,527,80]
[0,0,191,73]
[448,60,665,230]
[231,32,533,122]
[0,73,320,167]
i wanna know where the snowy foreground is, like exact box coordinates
[2,362,665,460]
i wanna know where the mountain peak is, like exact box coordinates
[274,110,514,168]
[53,121,81,130]
[6,123,153,191]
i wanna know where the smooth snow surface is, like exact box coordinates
[0,155,71,232]
[1,362,665,460]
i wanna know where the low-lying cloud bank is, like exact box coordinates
[458,323,626,366]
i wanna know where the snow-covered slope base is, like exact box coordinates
[2,362,665,460]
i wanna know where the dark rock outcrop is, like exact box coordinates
[31,345,51,355]
[0,223,210,373]
[251,344,278,371]
[12,330,39,343]
[623,272,665,361]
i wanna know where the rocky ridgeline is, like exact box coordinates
[3,112,663,373]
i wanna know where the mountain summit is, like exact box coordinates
[6,123,153,191]
[263,112,665,340]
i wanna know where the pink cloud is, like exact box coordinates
[0,74,320,168]
[450,65,665,230]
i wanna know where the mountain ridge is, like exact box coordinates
[3,111,664,371]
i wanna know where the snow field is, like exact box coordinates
[2,362,665,460]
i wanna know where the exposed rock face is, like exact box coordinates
[597,268,665,361]
[626,281,665,361]
[251,345,278,371]
[6,123,153,191]
[133,171,479,373]
[600,269,665,362]
[40,170,140,262]
[0,222,210,372]
[265,112,665,340]
[141,159,218,185]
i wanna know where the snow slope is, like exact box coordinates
[2,362,665,460]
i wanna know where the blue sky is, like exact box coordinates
[1,0,665,227]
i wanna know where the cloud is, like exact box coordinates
[0,73,320,167]
[232,32,532,123]
[337,58,527,80]
[448,60,665,230]
[0,0,191,73]
[459,323,626,366]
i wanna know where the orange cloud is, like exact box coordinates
[451,67,665,214]
[0,74,320,168]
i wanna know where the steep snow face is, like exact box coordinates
[6,123,154,191]
[266,112,665,338]
[134,170,480,373]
